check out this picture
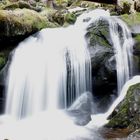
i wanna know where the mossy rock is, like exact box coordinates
[45,9,77,26]
[0,53,6,70]
[0,46,13,71]
[120,12,140,27]
[134,34,140,42]
[107,83,140,130]
[134,34,140,52]
[0,8,56,38]
[133,34,140,72]
[0,0,47,11]
[86,19,112,48]
[1,1,41,11]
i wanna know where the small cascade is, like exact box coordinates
[74,9,134,94]
[109,17,134,93]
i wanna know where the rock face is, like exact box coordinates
[107,83,140,130]
[86,19,117,113]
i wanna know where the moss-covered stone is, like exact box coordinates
[0,8,56,38]
[121,12,140,27]
[0,0,48,11]
[135,34,140,42]
[43,9,77,26]
[0,45,13,71]
[86,19,112,48]
[0,54,6,70]
[64,12,76,24]
[1,1,41,11]
[107,83,140,130]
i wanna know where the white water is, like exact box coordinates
[0,9,136,140]
[109,17,134,93]
[5,26,92,119]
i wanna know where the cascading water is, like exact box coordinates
[109,17,134,93]
[5,26,92,119]
[74,9,134,94]
[0,9,135,140]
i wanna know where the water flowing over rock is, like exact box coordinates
[86,11,134,112]
[5,18,92,119]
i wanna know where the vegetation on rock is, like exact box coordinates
[107,83,140,130]
[121,12,140,27]
[0,8,55,37]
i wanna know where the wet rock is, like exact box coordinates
[67,92,94,125]
[86,19,117,113]
[106,83,140,130]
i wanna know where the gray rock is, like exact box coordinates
[66,92,94,126]
[127,129,140,140]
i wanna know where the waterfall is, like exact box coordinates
[74,9,134,94]
[109,17,134,93]
[0,9,135,140]
[5,8,134,121]
[5,26,92,119]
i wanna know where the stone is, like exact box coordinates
[106,83,140,130]
[67,92,94,125]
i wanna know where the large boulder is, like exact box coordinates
[86,19,117,113]
[106,83,140,130]
[0,8,55,40]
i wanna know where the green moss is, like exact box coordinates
[121,12,140,27]
[107,97,130,128]
[0,57,5,69]
[107,83,140,129]
[135,34,140,42]
[55,0,68,7]
[0,53,6,70]
[86,20,111,48]
[0,8,57,37]
[64,12,76,24]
